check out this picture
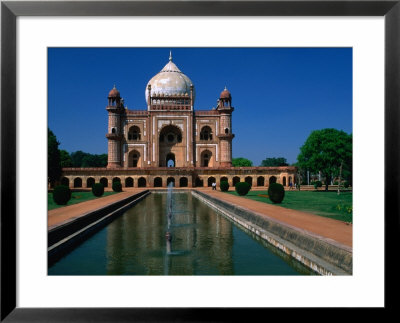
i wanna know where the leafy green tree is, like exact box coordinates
[60,150,73,167]
[232,157,253,167]
[260,157,288,166]
[98,154,108,167]
[81,153,108,167]
[81,154,97,167]
[71,151,108,167]
[48,128,61,187]
[70,150,87,167]
[297,128,352,191]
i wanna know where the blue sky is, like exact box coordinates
[48,47,352,166]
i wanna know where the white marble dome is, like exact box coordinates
[145,53,195,104]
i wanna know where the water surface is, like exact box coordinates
[49,193,315,275]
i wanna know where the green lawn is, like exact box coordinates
[226,190,353,223]
[48,191,117,211]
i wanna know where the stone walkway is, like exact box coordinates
[48,187,352,249]
[48,188,147,229]
[196,188,352,248]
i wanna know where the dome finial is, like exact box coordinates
[169,50,172,61]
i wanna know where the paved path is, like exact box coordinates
[48,189,147,229]
[196,188,352,248]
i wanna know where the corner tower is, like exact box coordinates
[106,85,124,168]
[216,87,234,167]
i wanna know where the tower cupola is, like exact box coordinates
[107,85,123,108]
[218,86,232,109]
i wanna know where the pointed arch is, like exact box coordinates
[179,177,188,187]
[232,176,240,187]
[245,176,253,186]
[200,126,213,141]
[125,177,134,187]
[154,177,162,187]
[128,125,141,141]
[257,176,265,187]
[200,149,213,167]
[128,149,141,167]
[138,177,146,187]
[74,177,82,188]
[86,177,95,188]
[208,176,216,187]
[167,177,175,187]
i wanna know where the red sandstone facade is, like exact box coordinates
[61,54,297,188]
[106,54,234,169]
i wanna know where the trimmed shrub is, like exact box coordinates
[268,183,285,204]
[220,180,229,192]
[112,180,122,192]
[235,181,251,196]
[92,183,104,197]
[314,180,322,189]
[344,181,350,188]
[52,185,71,205]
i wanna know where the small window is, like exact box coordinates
[200,126,212,141]
[128,126,141,141]
[111,127,116,134]
[225,128,229,134]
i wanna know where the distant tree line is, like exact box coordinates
[48,128,108,187]
[66,150,108,168]
[232,157,289,167]
[232,157,253,167]
[260,157,289,167]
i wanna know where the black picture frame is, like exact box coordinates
[1,0,398,321]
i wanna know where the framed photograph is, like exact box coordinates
[2,0,398,320]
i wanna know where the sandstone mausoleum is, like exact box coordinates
[61,53,297,188]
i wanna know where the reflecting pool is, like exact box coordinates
[48,193,315,275]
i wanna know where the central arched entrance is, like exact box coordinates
[158,125,184,167]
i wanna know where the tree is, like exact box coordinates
[48,128,61,187]
[232,157,253,167]
[81,153,108,167]
[70,151,108,167]
[60,150,73,167]
[70,150,87,167]
[260,157,288,167]
[297,128,352,191]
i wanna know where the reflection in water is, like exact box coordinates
[48,193,315,275]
